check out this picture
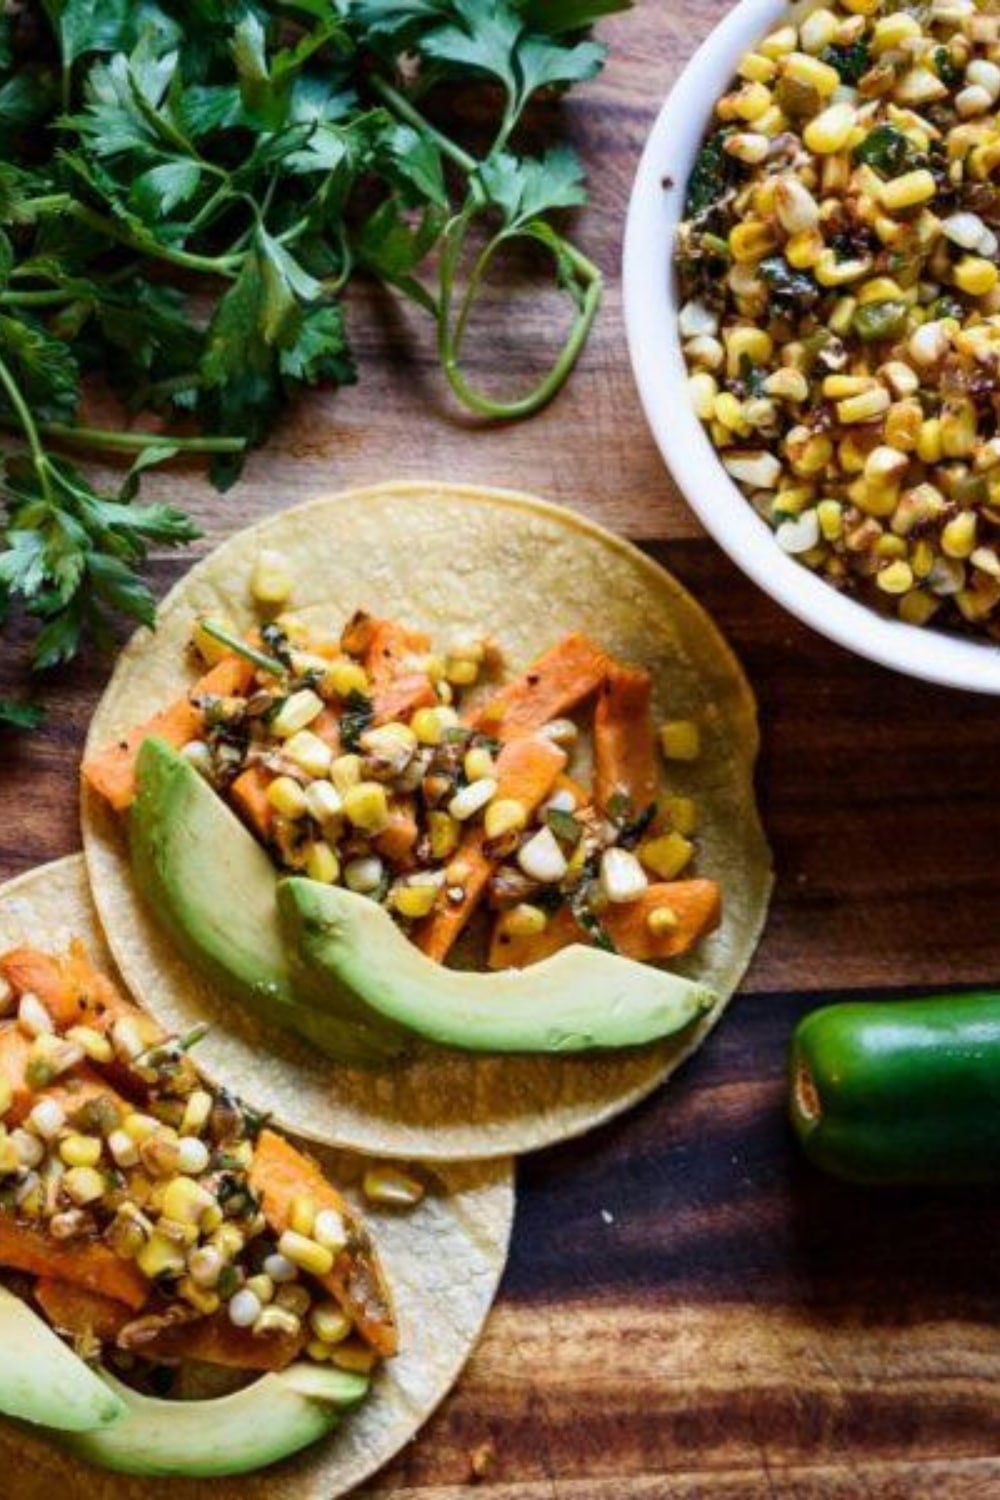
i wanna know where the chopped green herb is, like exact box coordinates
[935,45,962,88]
[759,257,820,308]
[202,623,284,678]
[340,691,375,752]
[685,130,740,218]
[0,699,44,731]
[545,808,583,846]
[852,124,921,178]
[821,40,871,85]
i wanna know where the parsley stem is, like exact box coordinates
[370,76,478,177]
[0,289,78,308]
[67,204,243,278]
[20,422,246,456]
[200,622,284,676]
[0,353,54,503]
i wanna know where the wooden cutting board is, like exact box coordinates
[4,4,1000,1496]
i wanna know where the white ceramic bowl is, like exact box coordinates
[623,0,1000,694]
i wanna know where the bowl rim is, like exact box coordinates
[622,0,1000,695]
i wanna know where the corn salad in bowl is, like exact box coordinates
[676,0,1000,642]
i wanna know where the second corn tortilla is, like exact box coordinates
[82,482,773,1160]
[0,854,514,1499]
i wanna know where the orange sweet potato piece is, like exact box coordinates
[414,734,567,963]
[0,1217,148,1309]
[0,941,151,1038]
[468,633,609,741]
[230,764,276,841]
[81,657,256,812]
[593,663,658,815]
[373,796,419,867]
[364,620,430,688]
[488,879,722,969]
[250,1129,397,1358]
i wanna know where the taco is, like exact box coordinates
[82,482,772,1159]
[0,856,512,1495]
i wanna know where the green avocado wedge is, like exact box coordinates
[0,1286,126,1433]
[62,1364,369,1477]
[129,738,408,1066]
[280,878,717,1054]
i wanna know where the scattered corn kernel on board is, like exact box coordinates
[4,3,1000,1497]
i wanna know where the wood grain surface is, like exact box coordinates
[4,2,1000,1496]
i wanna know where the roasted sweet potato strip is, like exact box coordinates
[82,657,256,812]
[0,1216,148,1309]
[1,941,151,1038]
[415,734,567,963]
[593,663,658,815]
[364,619,431,689]
[250,1129,397,1358]
[488,879,722,969]
[374,796,419,868]
[468,632,609,741]
[230,764,276,841]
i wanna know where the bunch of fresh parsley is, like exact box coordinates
[0,0,626,729]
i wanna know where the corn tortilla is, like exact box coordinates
[82,482,773,1159]
[0,855,514,1498]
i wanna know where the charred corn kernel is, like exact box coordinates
[954,256,999,296]
[59,1134,102,1169]
[785,229,824,269]
[725,131,770,165]
[496,904,548,941]
[267,776,309,820]
[639,832,695,881]
[659,720,701,761]
[245,1274,275,1306]
[449,778,498,822]
[326,659,370,699]
[899,590,941,626]
[283,730,333,778]
[192,615,238,666]
[877,560,915,594]
[647,906,680,938]
[305,842,340,885]
[137,1230,187,1280]
[714,392,749,433]
[763,368,809,403]
[272,689,324,739]
[885,401,922,452]
[392,882,439,920]
[823,374,871,400]
[815,251,871,286]
[363,1164,426,1207]
[289,1195,317,1237]
[411,705,459,745]
[664,796,698,835]
[941,400,977,457]
[361,721,417,770]
[484,798,528,840]
[307,1338,332,1362]
[178,1277,221,1317]
[64,1025,113,1066]
[464,746,495,782]
[343,781,390,833]
[162,1176,216,1226]
[784,51,840,96]
[427,810,460,860]
[278,1230,334,1278]
[211,1223,245,1260]
[724,326,773,376]
[311,1303,352,1345]
[331,1340,378,1375]
[251,550,292,608]
[880,170,937,212]
[729,221,778,262]
[253,1306,301,1339]
[330,753,363,794]
[304,780,344,830]
[804,102,856,155]
[445,656,479,687]
[917,418,943,463]
[275,1284,311,1318]
[942,511,977,558]
[688,372,718,420]
[179,1091,212,1138]
[724,81,772,122]
[123,1111,159,1143]
[837,387,891,423]
[865,446,909,485]
[63,1166,106,1206]
[828,296,858,336]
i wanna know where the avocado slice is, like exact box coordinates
[280,879,717,1054]
[129,738,408,1066]
[63,1364,369,1477]
[0,1285,126,1432]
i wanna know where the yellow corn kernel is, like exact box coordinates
[799,9,838,55]
[763,367,809,404]
[724,326,773,378]
[954,256,1000,296]
[849,477,898,519]
[289,1195,317,1237]
[815,251,871,288]
[844,0,880,14]
[688,371,718,421]
[865,445,909,486]
[427,810,460,861]
[804,101,856,155]
[837,387,891,424]
[754,104,788,139]
[759,25,796,59]
[659,720,701,762]
[484,798,528,841]
[664,796,698,836]
[911,539,935,579]
[192,615,238,667]
[647,906,680,939]
[876,560,914,594]
[329,753,363,795]
[267,776,308,820]
[123,1112,160,1143]
[0,1079,11,1121]
[392,882,440,920]
[738,51,777,84]
[278,1230,334,1278]
[496,904,548,942]
[884,401,922,452]
[875,534,907,560]
[63,1166,106,1206]
[59,1133,102,1169]
[463,746,495,782]
[283,729,334,779]
[330,1340,378,1375]
[822,374,872,400]
[638,832,695,882]
[325,659,369,699]
[872,13,921,52]
[917,418,943,464]
[940,399,977,458]
[817,500,844,541]
[880,170,937,212]
[857,277,907,307]
[724,81,772,122]
[714,392,750,434]
[784,50,840,95]
[162,1176,216,1226]
[898,590,941,626]
[785,228,824,269]
[729,220,779,262]
[251,550,292,609]
[942,512,977,559]
[305,842,340,885]
[411,705,459,746]
[343,781,390,834]
[788,434,834,477]
[179,1277,221,1317]
[137,1230,187,1281]
[65,1025,113,1065]
[310,1303,353,1345]
[271,689,324,739]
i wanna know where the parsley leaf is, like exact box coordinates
[0,699,44,731]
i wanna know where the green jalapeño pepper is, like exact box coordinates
[790,992,1000,1184]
